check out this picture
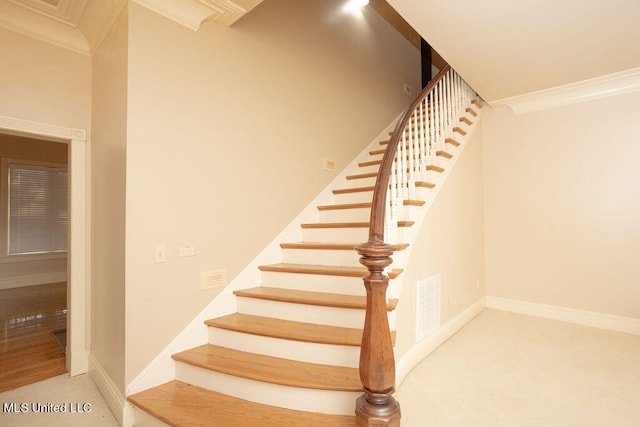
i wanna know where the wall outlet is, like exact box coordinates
[403,83,412,95]
[179,245,196,257]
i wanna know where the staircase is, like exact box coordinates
[128,66,481,426]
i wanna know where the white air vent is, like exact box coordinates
[416,274,441,342]
[323,158,337,171]
[200,269,226,290]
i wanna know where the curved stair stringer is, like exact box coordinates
[125,118,401,397]
[386,103,484,310]
[384,103,486,382]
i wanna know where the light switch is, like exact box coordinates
[154,244,167,263]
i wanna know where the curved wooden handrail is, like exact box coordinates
[354,64,458,427]
[367,64,451,244]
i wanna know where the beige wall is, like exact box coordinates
[90,7,128,392]
[0,26,91,130]
[0,134,68,287]
[124,0,420,383]
[483,93,640,318]
[395,122,485,358]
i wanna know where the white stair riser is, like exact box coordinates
[237,297,365,329]
[260,273,366,295]
[281,248,361,266]
[133,407,170,427]
[175,363,361,415]
[332,190,374,204]
[208,327,361,368]
[426,170,444,184]
[260,271,366,295]
[303,226,408,243]
[260,270,402,295]
[319,207,371,223]
[333,185,436,205]
[413,187,436,202]
[345,176,376,187]
[319,205,422,223]
[303,226,368,243]
[435,156,452,168]
[356,164,380,174]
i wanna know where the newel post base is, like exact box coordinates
[356,392,401,427]
[355,239,401,426]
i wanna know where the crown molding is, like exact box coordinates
[7,0,89,27]
[1,0,261,56]
[0,0,89,55]
[132,0,263,31]
[489,67,640,114]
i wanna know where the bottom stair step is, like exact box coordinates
[129,380,356,426]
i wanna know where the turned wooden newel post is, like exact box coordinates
[355,239,401,427]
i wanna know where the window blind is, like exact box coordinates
[8,164,68,255]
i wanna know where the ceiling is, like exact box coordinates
[3,0,639,111]
[386,0,640,107]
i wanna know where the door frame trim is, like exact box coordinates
[0,114,88,376]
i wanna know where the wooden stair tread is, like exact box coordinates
[317,200,424,210]
[436,150,453,159]
[333,186,374,195]
[333,182,433,195]
[234,286,399,311]
[346,172,377,180]
[129,380,356,427]
[472,99,483,108]
[453,126,467,136]
[281,242,357,250]
[280,242,409,251]
[416,181,436,189]
[466,107,478,117]
[460,116,473,125]
[172,344,362,391]
[378,138,461,149]
[301,221,414,229]
[258,263,403,279]
[358,159,381,167]
[205,313,384,346]
[445,137,460,147]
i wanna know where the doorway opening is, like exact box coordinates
[0,115,87,390]
[0,132,69,391]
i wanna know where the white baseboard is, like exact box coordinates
[0,272,66,290]
[486,296,640,336]
[396,297,486,387]
[88,353,134,427]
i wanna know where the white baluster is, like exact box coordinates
[419,100,427,182]
[388,151,398,244]
[436,83,446,151]
[429,92,435,166]
[408,112,416,200]
[447,71,453,130]
[400,130,407,200]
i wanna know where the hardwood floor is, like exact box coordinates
[0,282,67,392]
